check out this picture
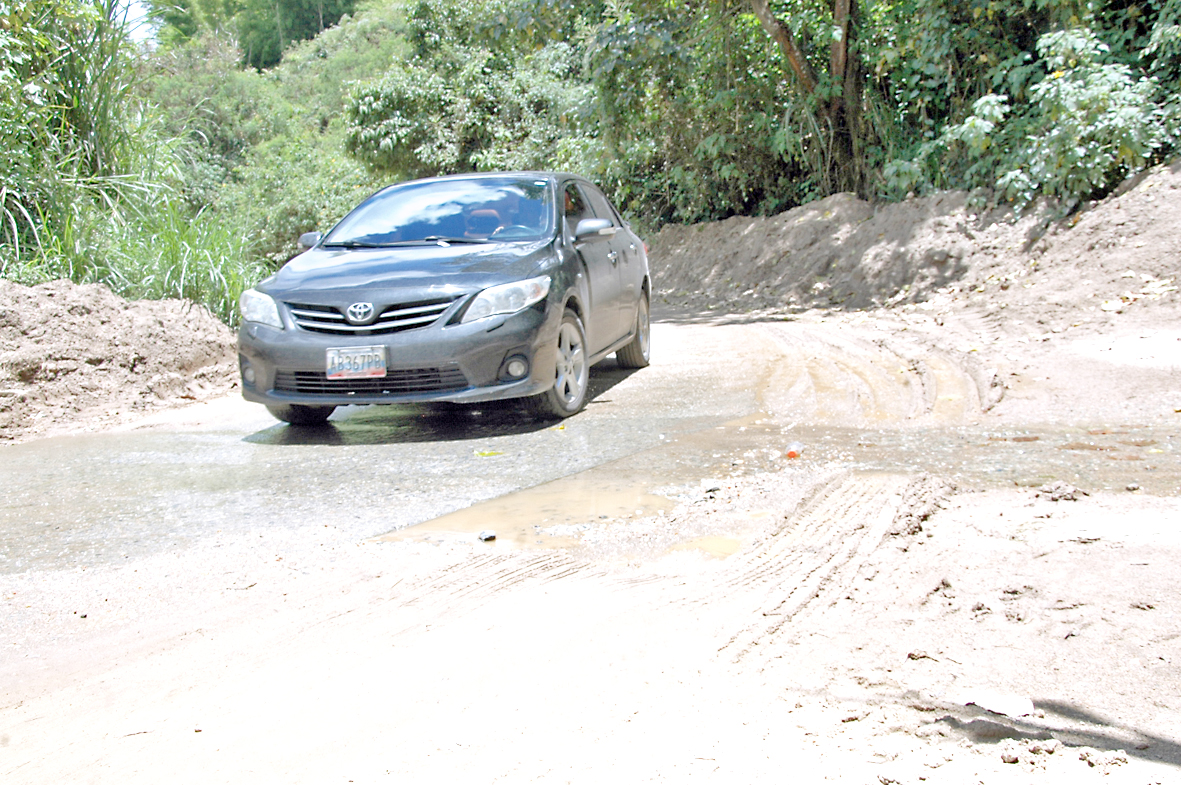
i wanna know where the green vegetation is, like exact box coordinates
[884,17,1181,206]
[0,0,265,322]
[2,0,1178,322]
[346,2,597,178]
[145,0,361,69]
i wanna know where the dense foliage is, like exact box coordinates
[346,2,598,178]
[343,0,1180,223]
[0,0,265,321]
[890,26,1178,206]
[1,0,1179,321]
[236,0,359,69]
[586,0,808,222]
[146,0,360,69]
[2,0,135,256]
[880,2,1181,205]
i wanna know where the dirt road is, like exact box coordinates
[3,306,1179,783]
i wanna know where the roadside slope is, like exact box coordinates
[648,158,1181,322]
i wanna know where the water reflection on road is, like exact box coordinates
[0,323,774,574]
[2,319,1178,576]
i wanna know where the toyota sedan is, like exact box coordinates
[237,172,651,425]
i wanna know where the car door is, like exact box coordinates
[582,184,643,338]
[563,181,626,353]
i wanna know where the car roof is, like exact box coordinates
[393,171,592,188]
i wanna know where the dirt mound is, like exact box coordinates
[649,159,1181,317]
[0,280,237,443]
[650,190,976,310]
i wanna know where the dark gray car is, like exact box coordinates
[237,172,651,424]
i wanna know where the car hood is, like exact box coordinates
[257,240,555,304]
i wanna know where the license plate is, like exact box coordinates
[326,346,387,379]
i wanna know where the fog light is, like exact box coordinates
[241,359,256,386]
[498,354,530,382]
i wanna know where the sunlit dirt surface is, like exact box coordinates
[2,311,1180,784]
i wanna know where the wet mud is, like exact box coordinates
[376,415,1179,553]
[7,314,1175,577]
[5,310,1181,785]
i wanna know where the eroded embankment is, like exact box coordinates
[647,159,1181,318]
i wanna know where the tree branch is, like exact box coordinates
[748,0,817,95]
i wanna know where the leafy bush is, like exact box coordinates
[1002,29,1175,203]
[347,38,596,179]
[216,127,380,265]
[888,27,1178,206]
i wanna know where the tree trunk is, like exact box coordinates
[273,0,284,47]
[749,0,867,196]
[828,0,864,195]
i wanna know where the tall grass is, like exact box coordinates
[1,0,269,325]
[5,192,268,326]
[106,202,269,325]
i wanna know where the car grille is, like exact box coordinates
[286,297,459,336]
[273,367,469,396]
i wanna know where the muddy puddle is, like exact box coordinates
[374,478,675,549]
[377,416,1181,552]
[373,415,786,550]
[795,423,1180,493]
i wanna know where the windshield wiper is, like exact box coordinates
[320,240,396,249]
[421,236,489,246]
[323,237,490,249]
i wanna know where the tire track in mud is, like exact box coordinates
[698,472,913,662]
[384,550,601,625]
[357,494,945,676]
[756,320,989,425]
[355,318,979,651]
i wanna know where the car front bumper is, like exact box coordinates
[237,303,560,407]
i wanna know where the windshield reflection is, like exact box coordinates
[324,177,554,247]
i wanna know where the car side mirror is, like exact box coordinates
[298,231,322,250]
[573,218,616,243]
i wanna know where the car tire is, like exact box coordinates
[266,403,336,425]
[527,309,589,419]
[615,292,651,369]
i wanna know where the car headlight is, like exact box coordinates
[461,275,551,323]
[239,289,283,329]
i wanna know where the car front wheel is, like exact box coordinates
[527,309,589,419]
[266,403,336,426]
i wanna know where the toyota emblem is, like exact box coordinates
[346,302,374,324]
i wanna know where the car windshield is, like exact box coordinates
[322,177,554,247]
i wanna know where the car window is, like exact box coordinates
[324,177,554,246]
[562,183,596,237]
[582,185,621,226]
